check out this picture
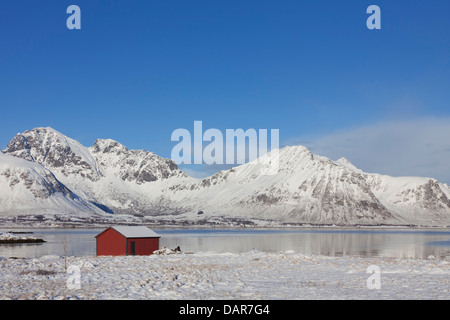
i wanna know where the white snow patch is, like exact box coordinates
[0,251,449,300]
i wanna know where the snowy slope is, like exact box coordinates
[3,128,450,226]
[168,146,398,224]
[0,151,106,216]
[4,128,194,216]
[334,158,450,225]
[362,174,450,225]
[164,146,450,226]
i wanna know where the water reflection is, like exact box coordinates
[0,228,98,258]
[158,229,450,260]
[0,228,449,260]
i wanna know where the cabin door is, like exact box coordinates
[130,241,135,255]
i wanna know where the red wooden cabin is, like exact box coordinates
[95,226,161,256]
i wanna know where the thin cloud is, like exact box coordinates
[287,117,450,184]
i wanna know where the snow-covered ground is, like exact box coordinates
[0,250,449,300]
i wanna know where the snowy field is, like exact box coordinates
[0,249,449,300]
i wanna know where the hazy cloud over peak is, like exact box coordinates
[288,117,450,184]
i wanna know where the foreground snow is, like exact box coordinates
[0,250,449,300]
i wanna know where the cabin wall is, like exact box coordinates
[126,237,159,255]
[96,228,127,256]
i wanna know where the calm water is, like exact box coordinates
[1,227,450,260]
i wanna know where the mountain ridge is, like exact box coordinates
[1,127,450,227]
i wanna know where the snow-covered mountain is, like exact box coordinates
[3,128,192,217]
[2,127,450,226]
[5,127,102,182]
[0,150,106,217]
[169,146,450,226]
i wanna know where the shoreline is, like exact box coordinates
[1,223,449,231]
[1,212,449,230]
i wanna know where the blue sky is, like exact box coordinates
[1,1,449,181]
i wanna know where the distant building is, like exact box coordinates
[95,226,161,256]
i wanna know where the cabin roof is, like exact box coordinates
[96,226,161,239]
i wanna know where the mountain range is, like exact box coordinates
[1,127,450,227]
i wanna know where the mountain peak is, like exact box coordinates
[280,145,310,152]
[4,127,101,181]
[335,157,363,173]
[91,139,128,154]
[260,145,312,161]
[89,138,185,185]
[22,127,69,141]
